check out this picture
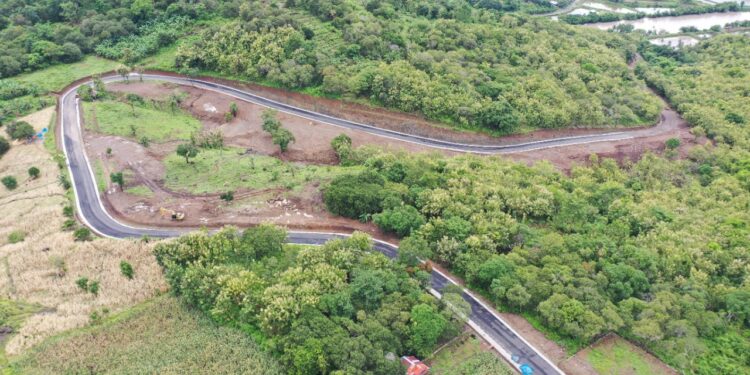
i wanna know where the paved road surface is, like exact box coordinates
[62,73,681,375]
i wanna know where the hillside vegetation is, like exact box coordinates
[154,226,469,374]
[175,0,660,133]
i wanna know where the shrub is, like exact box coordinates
[139,136,150,147]
[220,191,234,201]
[331,134,352,164]
[271,128,295,152]
[110,172,124,189]
[229,102,238,117]
[6,121,35,140]
[77,85,94,101]
[28,166,40,179]
[666,138,681,150]
[62,219,76,230]
[373,205,426,237]
[88,280,100,296]
[224,111,233,122]
[2,176,18,190]
[120,261,135,279]
[59,175,71,190]
[0,136,9,157]
[63,205,74,217]
[76,277,89,291]
[7,230,25,244]
[74,227,92,241]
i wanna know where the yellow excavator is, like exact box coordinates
[159,207,185,221]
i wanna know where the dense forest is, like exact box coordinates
[174,0,660,133]
[154,225,470,374]
[321,34,750,373]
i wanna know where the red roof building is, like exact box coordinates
[401,356,430,375]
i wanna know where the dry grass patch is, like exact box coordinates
[0,107,166,355]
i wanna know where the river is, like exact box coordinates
[586,11,750,33]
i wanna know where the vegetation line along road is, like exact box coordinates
[120,73,678,154]
[59,73,565,375]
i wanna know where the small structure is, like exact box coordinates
[400,356,429,375]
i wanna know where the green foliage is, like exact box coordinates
[229,102,238,117]
[331,134,352,165]
[6,121,35,140]
[76,277,89,291]
[271,127,295,153]
[409,303,448,357]
[0,135,9,157]
[120,261,134,280]
[219,191,234,202]
[7,230,25,244]
[373,205,426,236]
[95,17,191,63]
[2,175,18,190]
[154,226,455,374]
[27,166,40,179]
[73,227,92,242]
[665,138,680,150]
[176,3,660,133]
[323,172,384,219]
[176,143,199,164]
[110,171,124,189]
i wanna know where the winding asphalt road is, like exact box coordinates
[60,73,679,375]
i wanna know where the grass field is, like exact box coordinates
[586,335,673,375]
[429,333,514,375]
[8,295,283,375]
[84,100,201,142]
[0,108,166,357]
[15,56,119,93]
[125,185,154,198]
[164,147,362,194]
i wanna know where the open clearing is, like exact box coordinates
[14,56,119,93]
[84,100,201,142]
[428,330,514,375]
[7,294,283,375]
[0,107,166,357]
[561,334,678,375]
[163,147,362,194]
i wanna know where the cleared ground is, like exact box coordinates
[84,99,201,142]
[561,334,678,375]
[0,108,166,356]
[8,295,283,375]
[163,147,361,194]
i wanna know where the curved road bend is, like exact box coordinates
[61,73,678,375]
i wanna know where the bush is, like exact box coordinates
[7,230,25,244]
[331,134,352,165]
[666,138,681,150]
[88,280,100,296]
[120,261,134,279]
[6,121,35,140]
[2,176,18,190]
[0,136,9,157]
[28,166,40,179]
[62,219,76,230]
[59,175,71,190]
[74,227,92,241]
[220,191,234,201]
[76,277,89,291]
[63,206,74,217]
[373,205,426,237]
[324,172,384,219]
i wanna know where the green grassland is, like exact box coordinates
[15,56,119,93]
[84,100,201,142]
[124,185,154,198]
[164,147,362,194]
[587,337,669,375]
[7,295,283,375]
